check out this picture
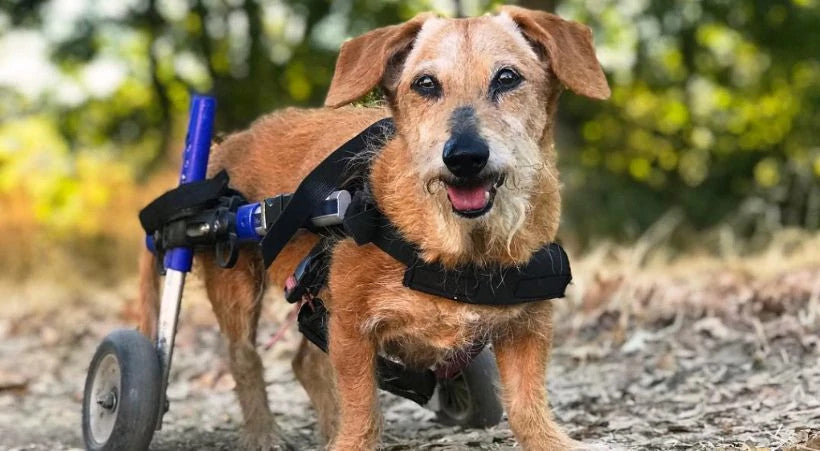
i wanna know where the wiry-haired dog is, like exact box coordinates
[138,6,610,451]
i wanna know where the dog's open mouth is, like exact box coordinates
[443,174,504,218]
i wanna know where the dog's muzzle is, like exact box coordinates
[441,173,505,219]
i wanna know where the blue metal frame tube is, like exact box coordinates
[162,95,217,272]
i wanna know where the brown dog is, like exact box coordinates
[138,5,609,450]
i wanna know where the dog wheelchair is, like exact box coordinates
[81,95,507,451]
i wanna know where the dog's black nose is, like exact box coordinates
[442,133,489,178]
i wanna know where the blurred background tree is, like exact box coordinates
[0,0,817,278]
[557,0,819,245]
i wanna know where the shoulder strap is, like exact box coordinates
[260,118,395,268]
[342,191,420,266]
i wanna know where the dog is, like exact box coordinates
[138,5,609,450]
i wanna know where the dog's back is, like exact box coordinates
[208,106,389,202]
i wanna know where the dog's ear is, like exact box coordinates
[325,14,432,108]
[500,6,610,100]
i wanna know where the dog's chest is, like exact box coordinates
[377,298,513,367]
[329,240,529,367]
[363,270,526,367]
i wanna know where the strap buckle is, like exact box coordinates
[284,243,329,303]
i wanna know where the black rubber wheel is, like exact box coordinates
[435,347,503,428]
[82,329,162,451]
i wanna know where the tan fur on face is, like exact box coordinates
[137,7,609,451]
[373,15,565,266]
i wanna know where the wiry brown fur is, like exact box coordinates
[137,6,609,451]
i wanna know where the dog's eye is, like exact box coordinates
[412,75,441,98]
[490,68,522,99]
[496,69,521,87]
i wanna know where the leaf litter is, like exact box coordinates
[0,240,818,450]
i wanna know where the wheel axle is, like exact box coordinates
[97,391,117,411]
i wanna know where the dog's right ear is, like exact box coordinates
[325,14,432,108]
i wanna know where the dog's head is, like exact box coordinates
[326,7,609,264]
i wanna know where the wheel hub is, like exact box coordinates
[88,354,121,445]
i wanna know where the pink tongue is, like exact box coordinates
[446,184,490,211]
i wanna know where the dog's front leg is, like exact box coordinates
[327,312,380,450]
[494,306,576,451]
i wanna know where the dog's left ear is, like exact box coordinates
[500,6,610,100]
[325,13,432,108]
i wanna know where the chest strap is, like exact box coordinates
[341,193,572,306]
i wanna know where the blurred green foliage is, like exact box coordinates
[557,0,819,242]
[0,0,817,249]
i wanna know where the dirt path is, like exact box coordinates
[1,263,819,450]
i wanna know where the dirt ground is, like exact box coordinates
[1,238,819,450]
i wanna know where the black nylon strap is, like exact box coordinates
[343,192,419,266]
[139,170,231,234]
[260,118,395,267]
[402,243,571,305]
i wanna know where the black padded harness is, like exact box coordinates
[138,118,574,406]
[341,194,572,305]
[139,118,573,306]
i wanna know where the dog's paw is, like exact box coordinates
[239,428,295,451]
